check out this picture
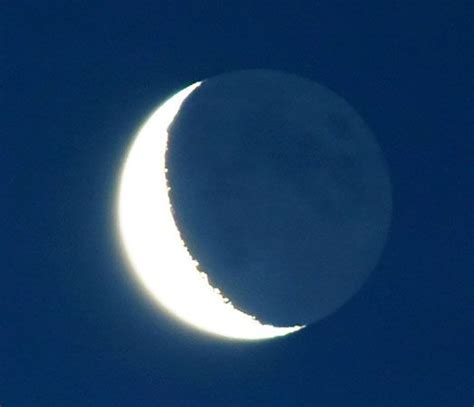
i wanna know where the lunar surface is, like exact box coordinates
[166,70,392,327]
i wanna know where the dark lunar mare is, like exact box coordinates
[166,70,391,326]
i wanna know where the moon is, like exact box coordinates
[118,82,304,340]
[118,70,392,339]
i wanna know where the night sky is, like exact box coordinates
[2,2,472,406]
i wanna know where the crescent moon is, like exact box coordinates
[117,82,304,340]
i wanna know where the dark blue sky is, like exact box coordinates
[2,1,472,406]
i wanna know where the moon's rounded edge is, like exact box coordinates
[117,81,304,340]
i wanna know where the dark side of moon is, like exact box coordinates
[166,70,391,327]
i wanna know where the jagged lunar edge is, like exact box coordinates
[118,81,304,340]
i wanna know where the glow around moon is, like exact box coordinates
[117,82,304,340]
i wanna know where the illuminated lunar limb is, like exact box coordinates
[118,82,304,340]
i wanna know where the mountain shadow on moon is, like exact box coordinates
[166,70,392,327]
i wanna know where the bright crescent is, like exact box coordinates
[117,82,304,340]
